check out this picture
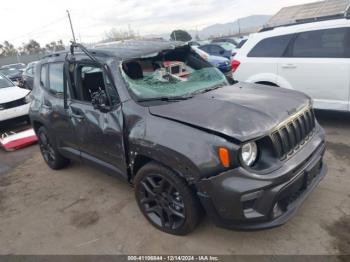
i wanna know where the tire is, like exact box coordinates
[134,162,201,235]
[37,126,70,170]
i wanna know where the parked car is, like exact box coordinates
[192,46,232,75]
[0,67,23,85]
[216,42,238,56]
[1,63,26,72]
[236,38,247,48]
[199,43,236,60]
[29,41,326,235]
[0,73,31,124]
[188,41,202,46]
[22,61,38,90]
[211,37,239,46]
[233,18,350,111]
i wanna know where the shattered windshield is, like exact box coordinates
[122,56,228,101]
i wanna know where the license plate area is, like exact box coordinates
[304,160,322,187]
[275,159,322,212]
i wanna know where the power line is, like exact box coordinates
[5,16,66,43]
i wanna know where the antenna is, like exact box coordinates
[66,10,76,43]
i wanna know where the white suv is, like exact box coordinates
[233,18,350,111]
[0,73,31,123]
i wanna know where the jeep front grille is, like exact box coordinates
[271,107,316,160]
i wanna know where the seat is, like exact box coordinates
[125,61,143,80]
[82,72,105,101]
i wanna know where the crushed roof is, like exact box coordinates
[93,40,187,60]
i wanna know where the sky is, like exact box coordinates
[1,0,316,47]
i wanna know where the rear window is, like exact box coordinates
[291,28,349,58]
[248,34,294,57]
[40,64,48,88]
[49,63,64,94]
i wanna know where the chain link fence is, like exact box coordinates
[0,53,45,67]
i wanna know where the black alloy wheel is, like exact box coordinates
[38,130,56,164]
[134,162,200,235]
[37,126,70,170]
[139,174,186,229]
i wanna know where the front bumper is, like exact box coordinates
[196,127,327,230]
[0,103,30,122]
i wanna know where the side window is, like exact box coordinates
[292,28,348,58]
[200,46,209,53]
[40,64,48,88]
[75,64,119,105]
[48,63,64,94]
[248,34,294,57]
[211,46,222,54]
[28,67,34,76]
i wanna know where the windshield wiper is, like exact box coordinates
[137,95,193,103]
[192,84,226,95]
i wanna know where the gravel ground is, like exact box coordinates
[0,110,349,255]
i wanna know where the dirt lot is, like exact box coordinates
[0,111,349,255]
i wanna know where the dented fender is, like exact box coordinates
[122,101,238,183]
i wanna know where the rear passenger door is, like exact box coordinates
[40,62,80,158]
[278,27,350,111]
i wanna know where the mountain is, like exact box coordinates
[195,15,271,39]
[143,15,272,41]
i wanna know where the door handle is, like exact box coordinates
[42,104,52,110]
[71,113,84,120]
[42,101,52,110]
[281,64,297,69]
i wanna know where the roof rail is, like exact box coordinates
[262,0,350,31]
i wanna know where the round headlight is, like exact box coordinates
[241,142,258,167]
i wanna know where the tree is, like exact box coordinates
[0,41,17,56]
[22,39,43,54]
[45,40,65,52]
[170,30,192,42]
[103,28,137,42]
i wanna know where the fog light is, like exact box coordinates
[272,203,283,218]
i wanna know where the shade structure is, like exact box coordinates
[265,0,350,29]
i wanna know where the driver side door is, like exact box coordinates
[66,61,128,179]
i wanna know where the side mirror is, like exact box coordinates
[91,90,110,113]
[219,50,225,55]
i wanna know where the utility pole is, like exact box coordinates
[66,10,77,43]
[237,18,241,36]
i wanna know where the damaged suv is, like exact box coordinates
[29,41,327,235]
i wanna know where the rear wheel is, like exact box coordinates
[37,126,70,170]
[134,162,200,235]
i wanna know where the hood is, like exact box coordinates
[0,86,30,104]
[149,82,310,142]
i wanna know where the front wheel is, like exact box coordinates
[134,162,201,235]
